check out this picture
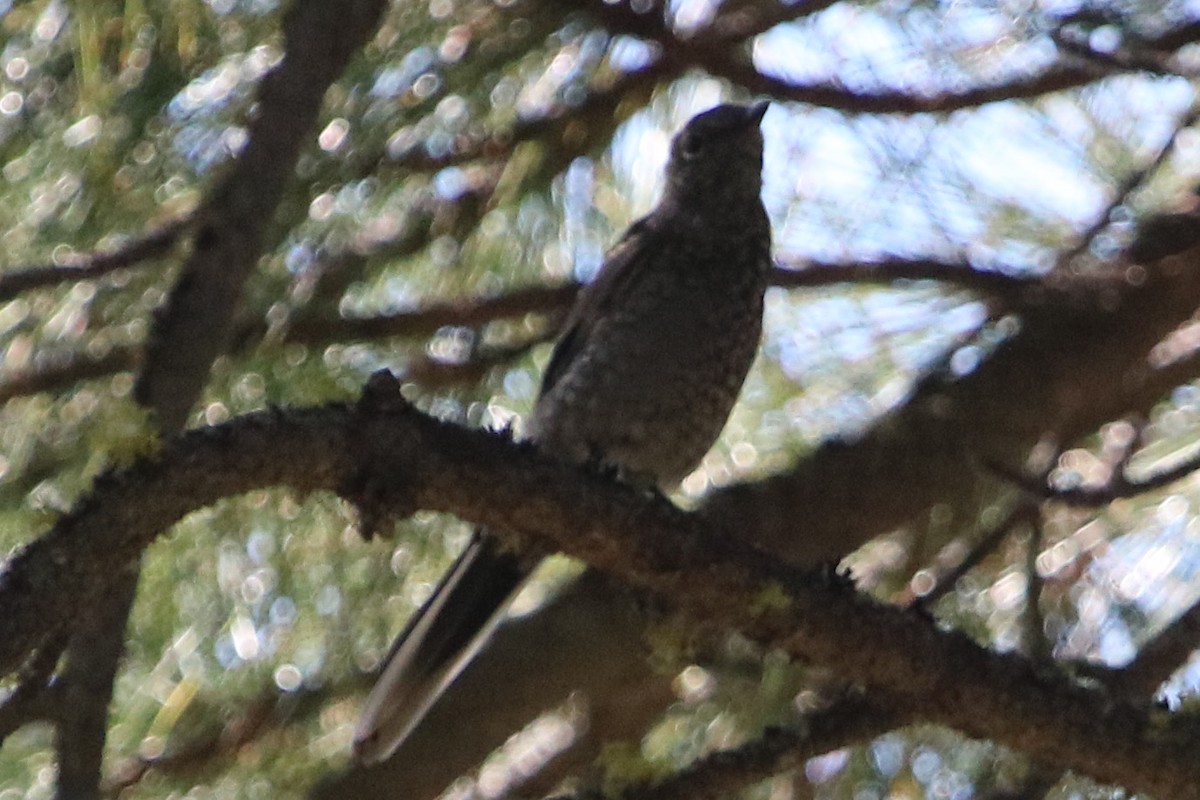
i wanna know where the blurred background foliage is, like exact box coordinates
[2,0,1200,797]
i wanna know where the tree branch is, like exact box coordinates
[574,0,1121,114]
[613,693,909,800]
[1081,600,1200,701]
[314,572,674,800]
[0,257,1036,402]
[0,217,190,303]
[286,284,577,345]
[987,446,1200,508]
[51,1,389,795]
[772,258,1036,302]
[3,375,1200,797]
[382,63,670,173]
[703,235,1200,567]
[1058,103,1200,267]
[907,501,1039,610]
[104,679,343,796]
[0,348,139,405]
[134,0,388,432]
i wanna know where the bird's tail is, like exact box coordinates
[353,530,531,764]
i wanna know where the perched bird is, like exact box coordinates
[354,101,773,763]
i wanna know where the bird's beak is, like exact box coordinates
[747,101,769,126]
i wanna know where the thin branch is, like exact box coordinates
[1051,26,1191,78]
[399,332,556,389]
[1146,21,1200,53]
[0,633,68,743]
[102,680,343,797]
[1121,602,1200,697]
[0,257,1036,402]
[771,258,1037,301]
[382,64,669,173]
[988,447,1200,508]
[1081,600,1200,701]
[300,167,504,311]
[568,693,910,800]
[706,0,843,41]
[908,502,1038,611]
[287,284,577,346]
[696,59,1110,115]
[574,0,1123,114]
[1058,102,1200,267]
[0,217,191,303]
[0,348,140,404]
[1022,514,1051,664]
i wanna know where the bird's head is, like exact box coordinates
[664,101,769,205]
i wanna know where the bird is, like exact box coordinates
[354,101,773,764]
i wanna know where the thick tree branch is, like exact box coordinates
[3,377,1200,797]
[703,240,1200,566]
[51,1,388,795]
[134,0,388,432]
[55,564,140,800]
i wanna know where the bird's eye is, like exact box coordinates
[681,132,704,159]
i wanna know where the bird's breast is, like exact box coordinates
[530,256,767,487]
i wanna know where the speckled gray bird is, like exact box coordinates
[355,102,773,763]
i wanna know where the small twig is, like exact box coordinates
[1051,26,1189,78]
[909,502,1039,611]
[1078,600,1200,701]
[0,633,70,743]
[0,348,140,404]
[987,445,1200,508]
[576,0,1117,114]
[1022,513,1051,663]
[381,65,667,173]
[286,284,577,346]
[547,692,909,800]
[400,331,556,389]
[1057,101,1200,267]
[706,0,842,41]
[771,258,1036,303]
[102,681,343,796]
[0,217,191,303]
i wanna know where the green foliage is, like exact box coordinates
[2,0,1200,797]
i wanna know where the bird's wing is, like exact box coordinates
[538,216,660,400]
